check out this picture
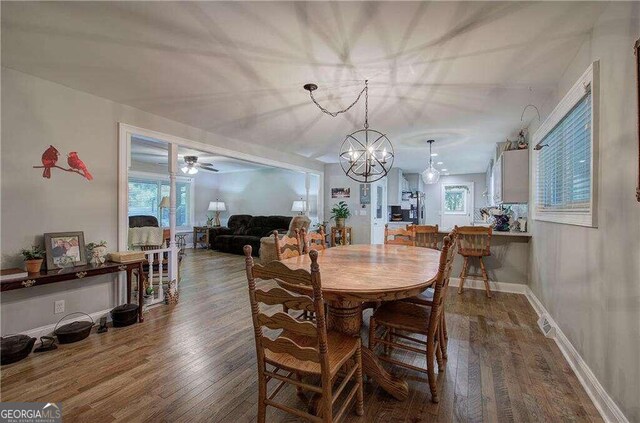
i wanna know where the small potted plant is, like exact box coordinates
[330,201,351,228]
[21,246,45,274]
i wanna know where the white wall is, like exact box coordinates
[0,68,322,334]
[323,164,375,244]
[422,173,488,225]
[529,4,640,420]
[197,168,312,227]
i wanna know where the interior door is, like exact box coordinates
[440,182,474,229]
[371,180,386,244]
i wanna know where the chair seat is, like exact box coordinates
[459,248,490,257]
[372,302,432,334]
[264,330,359,376]
[402,287,434,306]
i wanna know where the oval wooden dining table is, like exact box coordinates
[276,244,441,401]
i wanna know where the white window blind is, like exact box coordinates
[536,92,591,211]
[533,61,598,227]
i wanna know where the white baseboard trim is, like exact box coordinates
[448,277,528,294]
[524,288,629,423]
[22,308,114,340]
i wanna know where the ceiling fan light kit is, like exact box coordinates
[304,80,394,183]
[180,155,218,174]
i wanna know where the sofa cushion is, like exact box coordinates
[227,215,253,232]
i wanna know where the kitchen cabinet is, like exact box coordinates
[492,149,529,204]
[386,168,408,206]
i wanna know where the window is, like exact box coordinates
[128,174,192,228]
[444,187,466,213]
[533,62,599,227]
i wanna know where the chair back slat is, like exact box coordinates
[245,245,329,369]
[258,312,318,337]
[427,230,459,336]
[261,336,320,363]
[301,228,326,253]
[384,224,415,246]
[412,224,439,249]
[273,229,303,260]
[255,287,314,312]
[454,226,491,256]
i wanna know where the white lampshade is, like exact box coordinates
[158,196,170,209]
[422,165,440,184]
[291,200,307,213]
[208,201,226,211]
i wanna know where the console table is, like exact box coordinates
[0,260,146,323]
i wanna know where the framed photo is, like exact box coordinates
[636,38,640,202]
[44,231,87,269]
[331,187,350,199]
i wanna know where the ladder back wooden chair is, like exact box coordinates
[273,229,303,261]
[384,224,415,246]
[369,233,458,403]
[244,245,364,422]
[455,226,492,298]
[301,228,326,253]
[412,224,439,250]
[401,229,458,361]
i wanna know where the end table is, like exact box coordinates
[330,226,352,247]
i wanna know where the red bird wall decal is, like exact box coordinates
[33,145,93,181]
[41,145,59,179]
[67,152,93,180]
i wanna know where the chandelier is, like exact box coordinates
[421,140,440,184]
[304,80,394,183]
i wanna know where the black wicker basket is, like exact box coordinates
[0,334,36,365]
[54,312,94,344]
[111,304,138,327]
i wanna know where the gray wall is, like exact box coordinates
[0,68,321,334]
[528,4,640,420]
[423,173,488,225]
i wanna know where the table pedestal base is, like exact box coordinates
[327,300,409,401]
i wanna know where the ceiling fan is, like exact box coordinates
[180,156,219,174]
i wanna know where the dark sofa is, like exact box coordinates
[210,215,292,256]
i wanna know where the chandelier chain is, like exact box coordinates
[364,80,369,130]
[308,81,368,124]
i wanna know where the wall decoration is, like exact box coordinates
[635,38,640,202]
[44,232,87,269]
[359,184,370,204]
[331,187,350,198]
[33,145,93,180]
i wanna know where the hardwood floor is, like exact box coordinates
[1,249,602,422]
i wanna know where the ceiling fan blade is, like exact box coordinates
[199,166,219,172]
[200,162,215,166]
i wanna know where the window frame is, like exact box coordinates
[128,170,195,230]
[532,61,599,227]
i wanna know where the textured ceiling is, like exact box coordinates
[1,2,604,174]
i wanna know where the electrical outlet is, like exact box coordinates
[54,300,65,314]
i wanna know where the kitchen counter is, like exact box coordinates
[439,228,531,237]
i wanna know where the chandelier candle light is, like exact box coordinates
[422,140,440,184]
[304,80,394,183]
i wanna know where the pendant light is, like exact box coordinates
[304,80,394,183]
[421,139,440,184]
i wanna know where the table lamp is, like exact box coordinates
[291,200,307,215]
[158,196,170,224]
[208,199,226,227]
